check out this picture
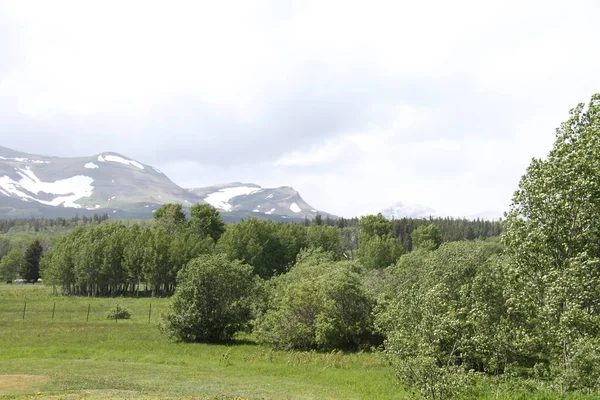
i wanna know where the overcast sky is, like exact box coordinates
[1,1,600,218]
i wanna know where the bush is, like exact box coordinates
[105,306,131,320]
[254,249,375,351]
[376,241,506,397]
[554,338,600,393]
[161,253,256,343]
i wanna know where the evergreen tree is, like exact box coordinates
[20,240,43,282]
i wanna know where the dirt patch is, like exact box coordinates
[0,374,50,395]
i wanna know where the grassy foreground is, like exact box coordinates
[0,285,404,399]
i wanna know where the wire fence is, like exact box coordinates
[0,299,168,324]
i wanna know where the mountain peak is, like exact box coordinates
[0,146,329,220]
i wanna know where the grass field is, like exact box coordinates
[2,285,598,400]
[0,284,405,399]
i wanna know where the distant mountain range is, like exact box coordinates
[382,201,503,221]
[0,146,502,222]
[0,146,327,221]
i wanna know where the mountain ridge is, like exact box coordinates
[0,146,326,221]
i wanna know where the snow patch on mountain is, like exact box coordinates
[290,202,302,213]
[383,202,438,219]
[0,167,94,208]
[266,193,274,199]
[97,154,144,170]
[265,208,276,215]
[204,186,262,211]
[0,156,49,164]
[85,162,99,169]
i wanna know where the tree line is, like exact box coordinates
[0,213,109,234]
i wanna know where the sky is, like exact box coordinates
[1,0,600,218]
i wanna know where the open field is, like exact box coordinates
[2,285,599,400]
[0,285,404,399]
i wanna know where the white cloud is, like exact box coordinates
[1,0,600,217]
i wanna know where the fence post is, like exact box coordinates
[116,304,118,323]
[52,302,56,321]
[22,302,26,320]
[86,304,90,322]
[148,303,152,324]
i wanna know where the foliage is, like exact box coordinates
[216,218,288,278]
[105,305,131,320]
[357,213,404,269]
[554,337,600,394]
[41,222,212,296]
[502,94,600,386]
[19,239,43,282]
[306,225,343,259]
[411,224,443,251]
[153,203,186,232]
[0,213,109,235]
[255,249,374,351]
[376,241,506,398]
[161,253,257,343]
[0,248,23,282]
[391,217,502,251]
[189,203,226,242]
[356,234,405,269]
[359,213,392,238]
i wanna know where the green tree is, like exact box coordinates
[377,241,505,399]
[216,218,286,278]
[356,234,404,269]
[0,248,23,282]
[255,249,374,350]
[189,203,226,242]
[0,237,10,261]
[356,213,403,269]
[359,213,392,238]
[20,239,43,282]
[161,253,256,342]
[411,224,443,251]
[306,225,343,259]
[277,223,308,269]
[503,94,600,381]
[154,203,186,232]
[40,229,82,295]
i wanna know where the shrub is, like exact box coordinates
[105,306,131,320]
[254,249,374,351]
[161,253,256,343]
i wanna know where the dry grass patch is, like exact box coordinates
[0,374,50,395]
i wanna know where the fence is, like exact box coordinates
[0,298,168,324]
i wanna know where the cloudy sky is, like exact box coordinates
[1,0,600,218]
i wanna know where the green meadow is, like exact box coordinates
[0,285,404,399]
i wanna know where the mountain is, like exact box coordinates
[188,183,323,220]
[382,202,438,219]
[0,146,326,220]
[382,201,503,221]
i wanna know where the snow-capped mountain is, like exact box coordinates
[0,146,326,220]
[382,202,438,219]
[188,183,323,219]
[382,201,503,221]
